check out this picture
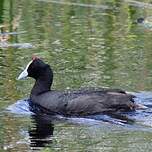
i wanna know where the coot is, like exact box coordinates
[137,17,145,24]
[137,17,152,28]
[18,57,137,116]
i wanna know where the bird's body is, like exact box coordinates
[30,88,135,116]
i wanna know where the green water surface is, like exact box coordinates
[0,0,152,151]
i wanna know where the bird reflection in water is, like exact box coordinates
[28,101,135,150]
[29,114,54,150]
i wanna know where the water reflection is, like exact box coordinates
[1,0,152,151]
[29,114,54,150]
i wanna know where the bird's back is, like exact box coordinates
[30,88,135,116]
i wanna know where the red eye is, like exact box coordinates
[32,55,39,61]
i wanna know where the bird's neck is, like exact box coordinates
[30,68,53,97]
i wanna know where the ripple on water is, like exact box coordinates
[6,99,33,115]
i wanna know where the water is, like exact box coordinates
[1,0,152,151]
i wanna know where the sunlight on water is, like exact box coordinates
[37,0,110,9]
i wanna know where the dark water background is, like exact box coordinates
[1,0,152,151]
